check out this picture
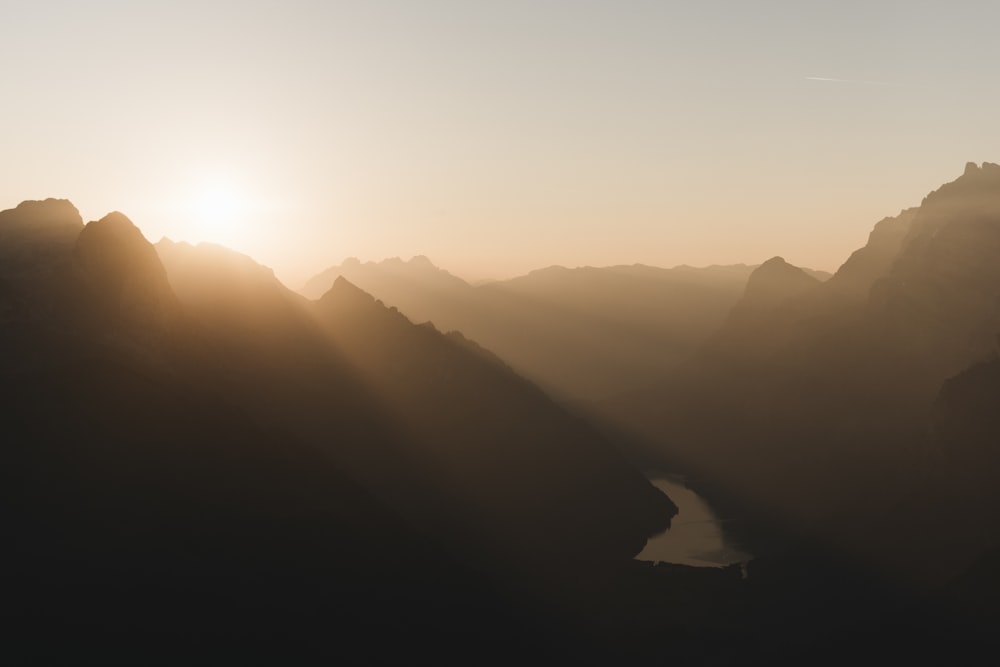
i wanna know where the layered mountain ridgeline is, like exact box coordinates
[154,238,675,564]
[0,202,464,661]
[7,188,1000,663]
[301,257,800,403]
[1,199,674,661]
[604,163,1000,584]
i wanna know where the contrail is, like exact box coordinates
[805,76,903,87]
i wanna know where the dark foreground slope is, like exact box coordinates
[155,239,675,566]
[0,203,494,662]
[1,199,677,663]
[312,276,675,562]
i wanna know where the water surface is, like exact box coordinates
[638,477,752,567]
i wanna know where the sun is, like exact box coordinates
[175,170,280,252]
[190,182,248,243]
[196,187,241,224]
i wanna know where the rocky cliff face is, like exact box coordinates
[867,163,1000,385]
[827,208,918,299]
[604,163,1000,582]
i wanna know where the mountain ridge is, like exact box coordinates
[5,162,1000,662]
[602,161,1000,583]
[301,255,768,402]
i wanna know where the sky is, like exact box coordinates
[2,1,999,287]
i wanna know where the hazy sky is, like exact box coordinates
[3,1,999,286]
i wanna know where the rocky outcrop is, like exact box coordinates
[828,208,918,299]
[75,212,182,332]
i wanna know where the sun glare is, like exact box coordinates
[191,182,248,243]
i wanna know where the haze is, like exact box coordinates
[6,3,1000,660]
[3,1,999,285]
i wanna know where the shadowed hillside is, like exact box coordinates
[156,239,675,565]
[604,163,1000,585]
[303,257,770,402]
[2,200,675,662]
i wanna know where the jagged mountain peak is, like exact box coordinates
[757,255,793,270]
[828,208,919,298]
[317,275,406,322]
[919,161,1000,212]
[6,197,82,226]
[333,273,361,288]
[74,210,180,329]
[77,211,161,272]
[743,256,819,297]
[0,199,84,253]
[325,274,374,301]
[711,256,824,331]
[300,254,469,301]
[824,162,1000,304]
[369,255,440,269]
[963,160,1000,176]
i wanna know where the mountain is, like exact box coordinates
[0,198,84,322]
[157,238,676,564]
[6,175,1000,662]
[733,256,820,312]
[603,162,1000,583]
[929,357,1000,528]
[302,254,472,315]
[2,201,675,661]
[1,206,442,660]
[826,208,918,299]
[302,257,764,402]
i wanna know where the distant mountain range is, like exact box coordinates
[4,162,1000,663]
[299,162,1000,585]
[294,164,1000,585]
[302,257,830,403]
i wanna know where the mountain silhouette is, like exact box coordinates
[302,257,769,402]
[3,207,447,661]
[302,254,472,309]
[312,274,676,560]
[5,164,1000,663]
[734,256,820,312]
[2,201,677,662]
[604,162,1000,584]
[157,237,676,563]
[826,208,918,299]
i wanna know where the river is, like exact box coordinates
[638,477,752,568]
